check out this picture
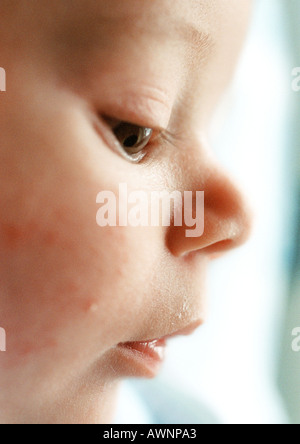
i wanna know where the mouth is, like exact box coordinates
[117,320,202,378]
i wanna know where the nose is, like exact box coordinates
[166,153,253,258]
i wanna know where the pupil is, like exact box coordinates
[123,134,139,147]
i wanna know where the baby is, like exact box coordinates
[0,0,252,424]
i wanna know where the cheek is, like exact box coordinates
[0,193,145,351]
[0,79,166,371]
[0,132,160,368]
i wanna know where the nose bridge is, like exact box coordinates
[166,154,253,257]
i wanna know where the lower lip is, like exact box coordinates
[117,339,166,378]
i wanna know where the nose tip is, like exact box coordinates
[202,197,254,256]
[166,164,254,258]
[213,176,253,234]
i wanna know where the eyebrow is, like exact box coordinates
[61,6,213,58]
[175,21,213,63]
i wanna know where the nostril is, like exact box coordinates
[180,239,234,260]
[204,239,234,255]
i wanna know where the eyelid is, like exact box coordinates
[95,88,172,129]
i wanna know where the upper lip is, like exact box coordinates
[161,319,203,341]
[121,319,203,346]
[164,319,203,339]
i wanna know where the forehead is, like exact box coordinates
[52,0,250,50]
[54,1,215,90]
[49,0,251,113]
[59,0,216,35]
[4,0,252,57]
[2,0,251,127]
[52,0,245,31]
[51,1,251,72]
[63,1,248,69]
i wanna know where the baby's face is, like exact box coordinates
[0,0,252,423]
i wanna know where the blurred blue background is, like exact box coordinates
[114,0,300,424]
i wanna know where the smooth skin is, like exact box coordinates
[0,0,252,424]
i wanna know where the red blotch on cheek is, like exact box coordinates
[0,222,68,250]
[43,230,59,246]
[17,338,58,357]
[0,222,39,249]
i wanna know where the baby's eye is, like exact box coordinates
[113,121,153,154]
[104,117,153,163]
